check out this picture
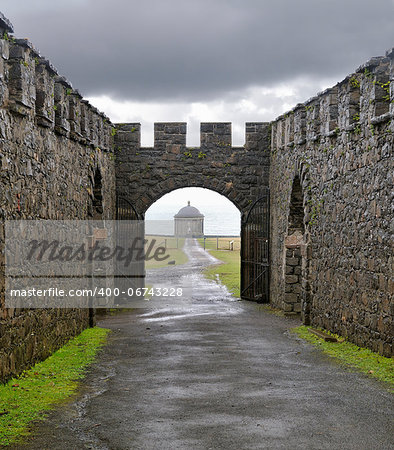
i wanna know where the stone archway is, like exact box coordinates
[284,176,305,316]
[88,168,105,325]
[114,122,270,217]
[284,174,312,323]
[114,122,271,302]
[89,168,104,220]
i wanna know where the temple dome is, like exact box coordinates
[174,201,204,218]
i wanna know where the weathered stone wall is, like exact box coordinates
[114,122,271,216]
[0,15,116,383]
[114,53,393,357]
[1,8,392,383]
[270,51,393,356]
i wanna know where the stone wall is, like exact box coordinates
[114,122,271,216]
[270,50,394,356]
[114,53,393,357]
[0,8,392,383]
[0,15,116,383]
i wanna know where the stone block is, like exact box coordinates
[285,266,294,275]
[293,303,302,313]
[286,257,300,267]
[291,284,302,294]
[286,275,299,284]
[285,293,299,303]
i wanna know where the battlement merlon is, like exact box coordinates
[245,122,271,151]
[0,11,14,35]
[155,122,186,148]
[388,47,394,71]
[200,122,231,146]
[114,122,271,150]
[271,51,394,149]
[387,48,394,115]
[0,12,113,150]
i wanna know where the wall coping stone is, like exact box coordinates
[37,57,58,75]
[386,47,394,58]
[54,75,73,89]
[0,12,14,33]
[356,56,387,73]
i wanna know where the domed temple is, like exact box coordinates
[174,201,204,237]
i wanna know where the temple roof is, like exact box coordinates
[174,201,204,218]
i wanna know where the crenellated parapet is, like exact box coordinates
[269,49,393,356]
[114,121,271,214]
[389,47,394,115]
[0,13,116,229]
[0,6,393,379]
[116,121,270,151]
[0,21,113,151]
[271,54,392,150]
[0,13,117,384]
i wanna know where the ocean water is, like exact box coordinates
[146,203,240,236]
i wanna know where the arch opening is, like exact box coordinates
[145,187,242,297]
[146,187,241,237]
[284,176,307,318]
[90,169,104,220]
[142,182,243,218]
[87,168,105,325]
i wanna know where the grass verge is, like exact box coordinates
[0,327,110,446]
[145,236,187,269]
[197,239,240,298]
[292,326,394,389]
[199,237,241,251]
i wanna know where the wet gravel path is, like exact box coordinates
[13,239,393,450]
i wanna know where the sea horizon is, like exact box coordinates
[146,203,241,236]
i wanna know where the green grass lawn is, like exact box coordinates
[198,239,240,298]
[292,326,394,389]
[145,236,187,269]
[0,327,110,446]
[199,237,241,251]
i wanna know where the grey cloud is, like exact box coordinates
[2,0,394,101]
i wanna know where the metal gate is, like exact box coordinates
[115,196,144,305]
[116,196,140,221]
[241,188,270,302]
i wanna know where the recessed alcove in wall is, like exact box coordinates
[90,169,104,220]
[284,176,305,316]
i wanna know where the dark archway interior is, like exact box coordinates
[91,169,104,220]
[288,176,304,234]
[89,169,104,325]
[284,176,305,316]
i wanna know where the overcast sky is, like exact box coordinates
[2,1,394,219]
[3,0,394,146]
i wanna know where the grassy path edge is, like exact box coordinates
[196,239,393,390]
[197,239,240,298]
[292,325,394,390]
[0,327,110,446]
